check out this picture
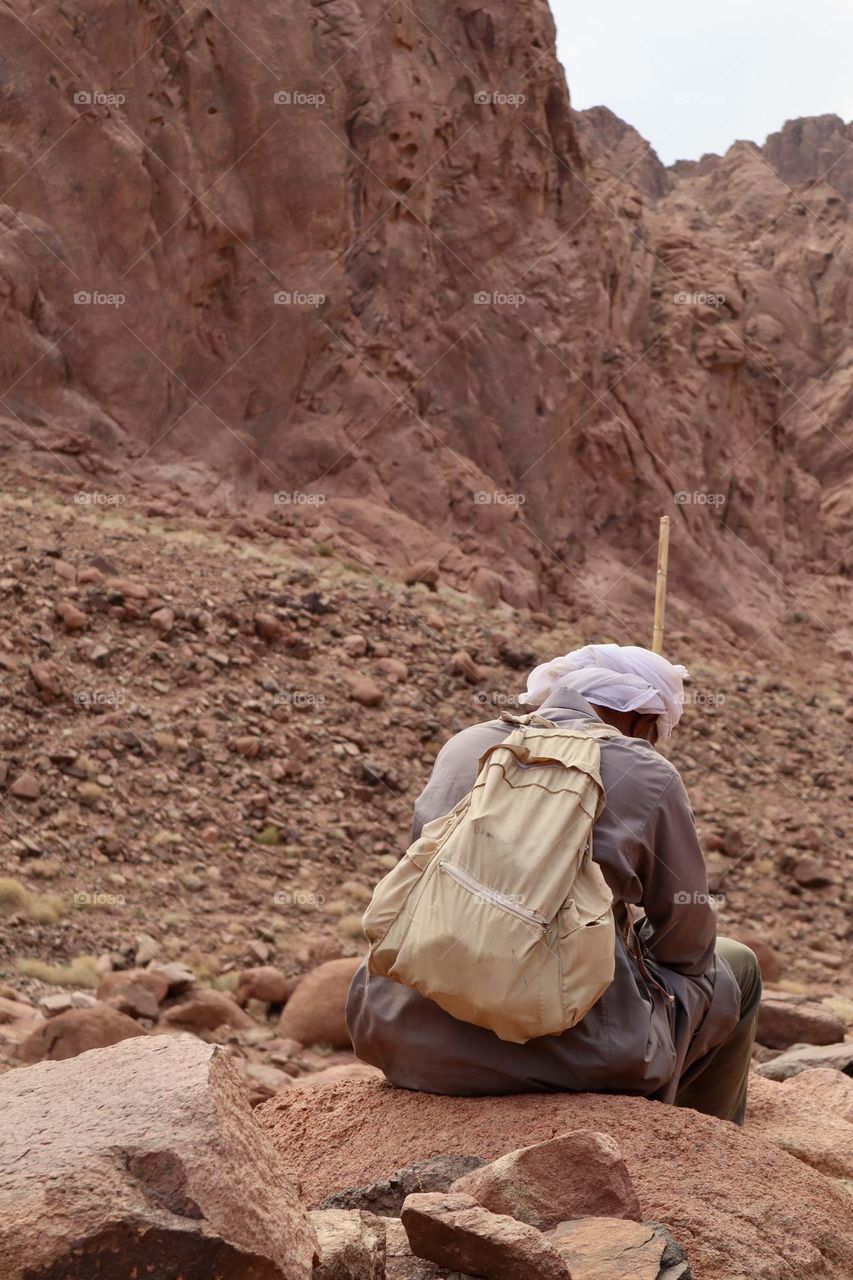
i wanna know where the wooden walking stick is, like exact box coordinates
[651,515,670,654]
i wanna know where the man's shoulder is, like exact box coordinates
[437,718,508,761]
[602,733,684,795]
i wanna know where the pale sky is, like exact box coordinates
[551,0,853,165]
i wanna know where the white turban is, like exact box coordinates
[518,644,689,739]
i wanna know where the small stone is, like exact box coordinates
[160,989,256,1032]
[69,992,98,1010]
[10,773,41,800]
[57,600,87,630]
[344,675,384,708]
[106,576,150,600]
[375,657,408,683]
[449,651,481,684]
[342,634,368,657]
[243,1061,293,1095]
[311,1208,386,1280]
[134,933,162,966]
[404,560,439,589]
[97,970,169,1019]
[401,1192,570,1280]
[756,1040,853,1080]
[757,995,845,1050]
[29,661,62,698]
[149,606,175,634]
[40,993,73,1017]
[254,612,282,641]
[791,856,836,889]
[236,966,295,1007]
[149,962,196,996]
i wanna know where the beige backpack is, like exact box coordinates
[362,712,619,1043]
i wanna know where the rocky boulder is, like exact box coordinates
[450,1130,641,1227]
[747,1069,853,1181]
[757,994,845,1050]
[17,1004,147,1064]
[755,1040,853,1080]
[0,1034,316,1278]
[277,957,361,1049]
[258,1079,853,1280]
[159,989,256,1033]
[547,1217,689,1279]
[400,1192,570,1280]
[236,965,296,1007]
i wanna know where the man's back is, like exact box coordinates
[347,688,740,1099]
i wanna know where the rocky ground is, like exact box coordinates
[0,461,850,1084]
[4,1033,852,1280]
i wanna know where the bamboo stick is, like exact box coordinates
[651,515,670,654]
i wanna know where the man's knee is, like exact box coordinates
[716,937,762,1014]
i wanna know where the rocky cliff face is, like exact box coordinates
[0,1,849,636]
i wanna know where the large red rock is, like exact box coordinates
[0,1035,316,1278]
[17,1005,146,1064]
[757,994,845,1049]
[277,958,361,1049]
[257,1080,853,1280]
[451,1130,641,1227]
[747,1069,853,1181]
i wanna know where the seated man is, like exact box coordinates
[347,643,760,1124]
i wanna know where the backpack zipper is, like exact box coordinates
[439,860,549,928]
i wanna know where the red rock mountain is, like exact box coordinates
[1,1,850,634]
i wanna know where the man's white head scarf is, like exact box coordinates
[518,643,689,739]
